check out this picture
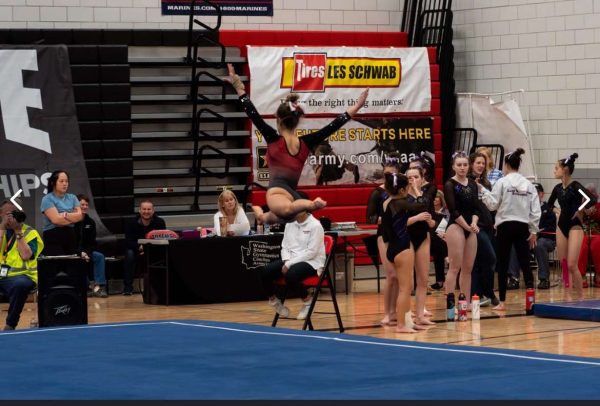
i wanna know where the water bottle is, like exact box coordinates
[458,293,468,321]
[446,293,455,321]
[30,318,38,328]
[471,294,480,320]
[256,224,264,234]
[525,288,535,315]
[264,223,270,234]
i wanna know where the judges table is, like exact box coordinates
[139,227,377,305]
[139,234,283,305]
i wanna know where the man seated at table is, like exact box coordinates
[123,199,166,295]
[260,195,325,320]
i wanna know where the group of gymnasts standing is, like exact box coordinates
[368,148,594,333]
[227,64,594,333]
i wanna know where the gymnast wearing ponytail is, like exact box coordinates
[406,165,437,326]
[366,157,401,325]
[226,64,368,224]
[443,151,481,307]
[479,148,541,310]
[547,153,596,299]
[381,172,427,333]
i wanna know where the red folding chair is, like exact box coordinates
[271,233,344,333]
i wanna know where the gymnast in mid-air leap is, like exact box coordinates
[226,63,369,224]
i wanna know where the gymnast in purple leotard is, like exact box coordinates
[226,64,369,224]
[381,173,427,333]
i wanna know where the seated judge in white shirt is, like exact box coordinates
[260,205,326,321]
[213,190,250,236]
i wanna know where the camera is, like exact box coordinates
[11,210,26,223]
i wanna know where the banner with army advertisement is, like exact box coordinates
[247,46,431,115]
[252,117,434,187]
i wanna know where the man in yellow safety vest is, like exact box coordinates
[0,200,44,330]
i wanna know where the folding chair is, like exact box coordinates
[271,234,344,333]
[452,128,478,154]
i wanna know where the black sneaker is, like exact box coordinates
[430,282,444,291]
[537,279,550,290]
[507,278,520,290]
[122,289,132,296]
[93,286,108,298]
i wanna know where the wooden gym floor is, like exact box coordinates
[7,271,600,358]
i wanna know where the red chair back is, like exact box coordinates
[324,235,334,255]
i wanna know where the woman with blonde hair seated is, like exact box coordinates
[213,190,250,236]
[476,146,503,187]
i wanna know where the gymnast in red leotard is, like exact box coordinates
[226,64,369,224]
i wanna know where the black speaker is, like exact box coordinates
[37,257,88,327]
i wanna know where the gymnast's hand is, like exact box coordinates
[416,212,431,222]
[225,63,246,95]
[527,233,537,249]
[409,183,423,198]
[347,88,369,117]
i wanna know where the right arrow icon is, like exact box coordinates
[578,189,591,211]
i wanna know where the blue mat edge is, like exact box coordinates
[534,302,600,322]
[21,318,600,364]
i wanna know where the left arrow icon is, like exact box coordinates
[10,189,23,211]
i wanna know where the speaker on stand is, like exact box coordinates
[37,256,88,327]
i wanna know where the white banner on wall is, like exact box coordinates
[456,92,537,180]
[247,46,431,115]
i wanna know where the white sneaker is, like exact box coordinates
[269,298,289,318]
[296,302,312,320]
[479,296,491,307]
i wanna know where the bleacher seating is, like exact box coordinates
[2,25,449,286]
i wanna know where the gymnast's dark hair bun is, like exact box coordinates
[276,93,305,130]
[560,152,579,174]
[384,172,408,196]
[504,148,525,171]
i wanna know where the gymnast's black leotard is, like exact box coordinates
[547,181,596,237]
[383,197,427,263]
[407,183,437,251]
[444,178,481,239]
[240,94,350,200]
[366,186,389,239]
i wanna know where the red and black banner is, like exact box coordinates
[162,0,273,16]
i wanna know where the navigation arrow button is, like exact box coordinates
[10,189,23,211]
[578,189,591,211]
